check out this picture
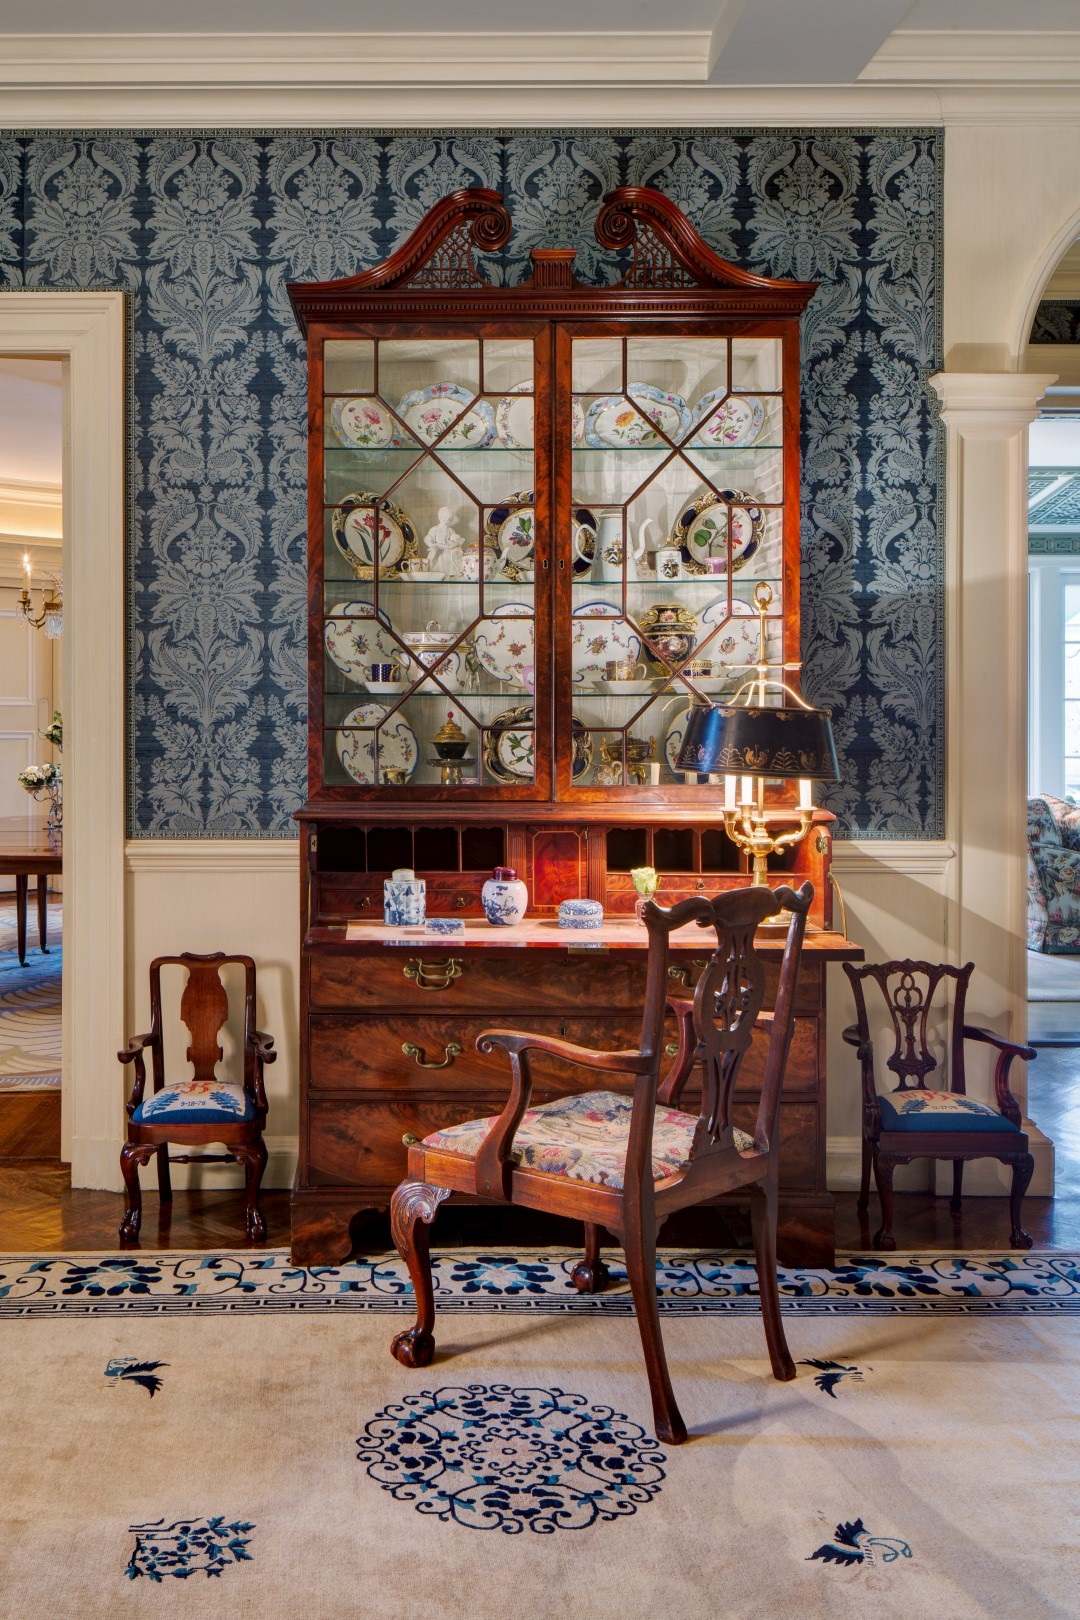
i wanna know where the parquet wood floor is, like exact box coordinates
[1,1162,1077,1254]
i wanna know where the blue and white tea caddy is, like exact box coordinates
[481,866,528,926]
[384,867,426,927]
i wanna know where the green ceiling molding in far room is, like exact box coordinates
[0,129,943,838]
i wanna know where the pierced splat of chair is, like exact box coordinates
[118,953,276,1245]
[388,882,813,1445]
[843,959,1036,1251]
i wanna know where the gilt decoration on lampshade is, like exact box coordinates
[675,703,840,781]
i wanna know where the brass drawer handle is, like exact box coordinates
[402,1132,420,1147]
[664,1041,679,1058]
[668,958,709,988]
[402,1040,463,1070]
[403,957,463,991]
[453,894,471,909]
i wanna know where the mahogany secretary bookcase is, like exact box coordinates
[287,187,860,1267]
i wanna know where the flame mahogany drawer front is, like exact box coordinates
[308,949,822,1014]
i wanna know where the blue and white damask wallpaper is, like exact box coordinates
[0,130,942,838]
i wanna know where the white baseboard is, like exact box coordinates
[829,1126,1054,1199]
[71,1134,299,1194]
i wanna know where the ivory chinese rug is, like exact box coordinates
[0,901,61,1090]
[0,1249,1077,1619]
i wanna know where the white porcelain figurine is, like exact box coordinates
[422,507,466,577]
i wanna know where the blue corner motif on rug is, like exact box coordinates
[798,1358,867,1397]
[126,1517,254,1581]
[105,1357,168,1396]
[358,1383,665,1533]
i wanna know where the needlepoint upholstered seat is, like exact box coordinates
[389,882,813,1445]
[118,952,276,1246]
[843,959,1036,1251]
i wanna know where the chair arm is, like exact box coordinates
[963,1025,1035,1128]
[117,1032,156,1115]
[476,1029,652,1075]
[962,1025,1036,1063]
[251,1030,277,1064]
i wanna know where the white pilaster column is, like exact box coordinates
[931,371,1056,1194]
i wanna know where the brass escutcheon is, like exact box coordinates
[403,957,463,991]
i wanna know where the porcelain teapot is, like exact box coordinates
[573,509,655,583]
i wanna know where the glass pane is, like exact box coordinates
[566,332,787,789]
[321,334,537,789]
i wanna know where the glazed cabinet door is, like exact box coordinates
[553,322,800,800]
[313,323,553,799]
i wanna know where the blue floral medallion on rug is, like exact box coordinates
[358,1383,665,1533]
[0,129,943,838]
[2,1249,1078,1316]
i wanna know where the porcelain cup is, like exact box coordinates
[604,659,649,681]
[654,547,683,581]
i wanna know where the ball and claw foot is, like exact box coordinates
[391,1327,436,1368]
[118,1214,141,1247]
[1010,1226,1034,1250]
[245,1207,267,1242]
[570,1258,613,1294]
[872,1229,897,1251]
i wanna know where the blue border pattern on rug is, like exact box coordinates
[2,1250,1078,1317]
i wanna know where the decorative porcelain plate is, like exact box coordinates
[336,702,418,786]
[397,382,496,449]
[324,600,399,684]
[687,390,765,449]
[701,596,774,669]
[484,706,591,784]
[668,488,765,575]
[584,384,691,449]
[570,503,597,575]
[473,604,534,687]
[329,397,403,450]
[332,490,415,575]
[494,384,534,450]
[484,491,535,577]
[663,706,693,775]
[571,602,643,685]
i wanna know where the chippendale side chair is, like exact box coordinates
[388,881,813,1445]
[118,952,276,1246]
[843,959,1036,1250]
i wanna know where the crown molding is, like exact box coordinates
[864,29,1080,83]
[0,479,63,543]
[0,477,62,511]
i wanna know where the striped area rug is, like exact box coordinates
[0,901,61,1091]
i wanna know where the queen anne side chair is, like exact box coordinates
[118,952,276,1246]
[388,881,813,1445]
[843,959,1036,1250]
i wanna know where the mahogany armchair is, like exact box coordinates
[118,952,276,1246]
[843,959,1036,1250]
[389,881,813,1445]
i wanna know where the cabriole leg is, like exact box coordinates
[390,1181,451,1369]
[571,1221,613,1294]
[235,1140,268,1242]
[623,1200,686,1445]
[1006,1153,1035,1249]
[119,1143,153,1245]
[872,1155,898,1251]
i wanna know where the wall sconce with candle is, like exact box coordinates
[17,552,63,640]
[674,582,838,898]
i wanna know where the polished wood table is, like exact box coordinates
[0,819,62,965]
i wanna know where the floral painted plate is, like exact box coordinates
[332,490,415,575]
[473,604,535,687]
[584,384,691,449]
[701,596,777,669]
[397,382,496,449]
[484,706,591,784]
[668,488,765,575]
[484,491,535,577]
[494,383,534,450]
[571,602,643,685]
[687,390,765,449]
[324,600,399,684]
[329,397,404,450]
[337,702,418,786]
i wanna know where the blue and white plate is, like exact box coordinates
[397,382,496,449]
[337,702,418,786]
[584,384,691,449]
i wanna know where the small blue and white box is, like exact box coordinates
[384,867,426,927]
[558,898,604,930]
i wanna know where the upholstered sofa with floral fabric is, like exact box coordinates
[1027,794,1080,952]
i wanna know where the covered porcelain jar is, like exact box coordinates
[482,866,528,926]
[384,867,426,927]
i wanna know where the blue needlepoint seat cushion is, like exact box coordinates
[877,1088,1016,1133]
[133,1081,254,1125]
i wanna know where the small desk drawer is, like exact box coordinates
[309,951,649,1012]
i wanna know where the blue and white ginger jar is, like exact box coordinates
[384,867,426,927]
[482,866,528,926]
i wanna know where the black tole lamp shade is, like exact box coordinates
[675,702,839,798]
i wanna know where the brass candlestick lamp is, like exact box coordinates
[674,582,838,895]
